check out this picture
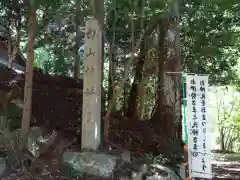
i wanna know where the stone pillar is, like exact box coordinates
[81,19,102,150]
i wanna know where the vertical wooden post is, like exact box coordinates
[81,19,102,150]
[184,145,190,180]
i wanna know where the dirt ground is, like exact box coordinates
[213,153,240,180]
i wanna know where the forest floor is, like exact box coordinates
[213,153,240,180]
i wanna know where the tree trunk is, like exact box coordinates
[151,0,181,144]
[127,42,145,119]
[138,76,149,120]
[107,5,117,109]
[107,43,116,107]
[220,127,225,151]
[151,23,167,134]
[7,8,13,69]
[73,0,81,78]
[123,60,129,116]
[20,1,36,149]
[15,0,21,56]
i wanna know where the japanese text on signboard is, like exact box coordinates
[186,74,212,179]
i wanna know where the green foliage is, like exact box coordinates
[181,0,240,85]
[215,86,240,152]
[1,0,239,84]
[0,0,240,120]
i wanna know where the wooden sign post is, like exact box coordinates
[81,19,102,150]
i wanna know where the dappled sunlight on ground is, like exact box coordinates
[213,153,240,180]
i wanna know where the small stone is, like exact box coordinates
[130,171,143,180]
[121,150,131,164]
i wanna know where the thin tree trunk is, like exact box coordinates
[20,1,36,149]
[99,0,104,86]
[220,127,225,151]
[138,0,146,120]
[107,3,116,108]
[7,8,13,69]
[15,0,21,56]
[127,42,145,118]
[123,60,128,116]
[73,0,81,78]
[107,43,116,105]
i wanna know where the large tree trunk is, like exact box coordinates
[73,0,81,78]
[20,1,36,149]
[151,0,181,144]
[151,23,167,133]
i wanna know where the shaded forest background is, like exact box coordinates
[1,0,240,150]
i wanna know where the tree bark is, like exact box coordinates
[138,77,148,120]
[127,41,145,119]
[123,60,129,116]
[20,1,36,149]
[220,127,225,151]
[107,4,116,108]
[107,43,116,106]
[151,0,181,144]
[73,0,81,78]
[7,8,13,69]
[15,0,21,55]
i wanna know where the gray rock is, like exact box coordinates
[146,174,166,180]
[0,157,6,177]
[148,164,182,180]
[62,151,116,178]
